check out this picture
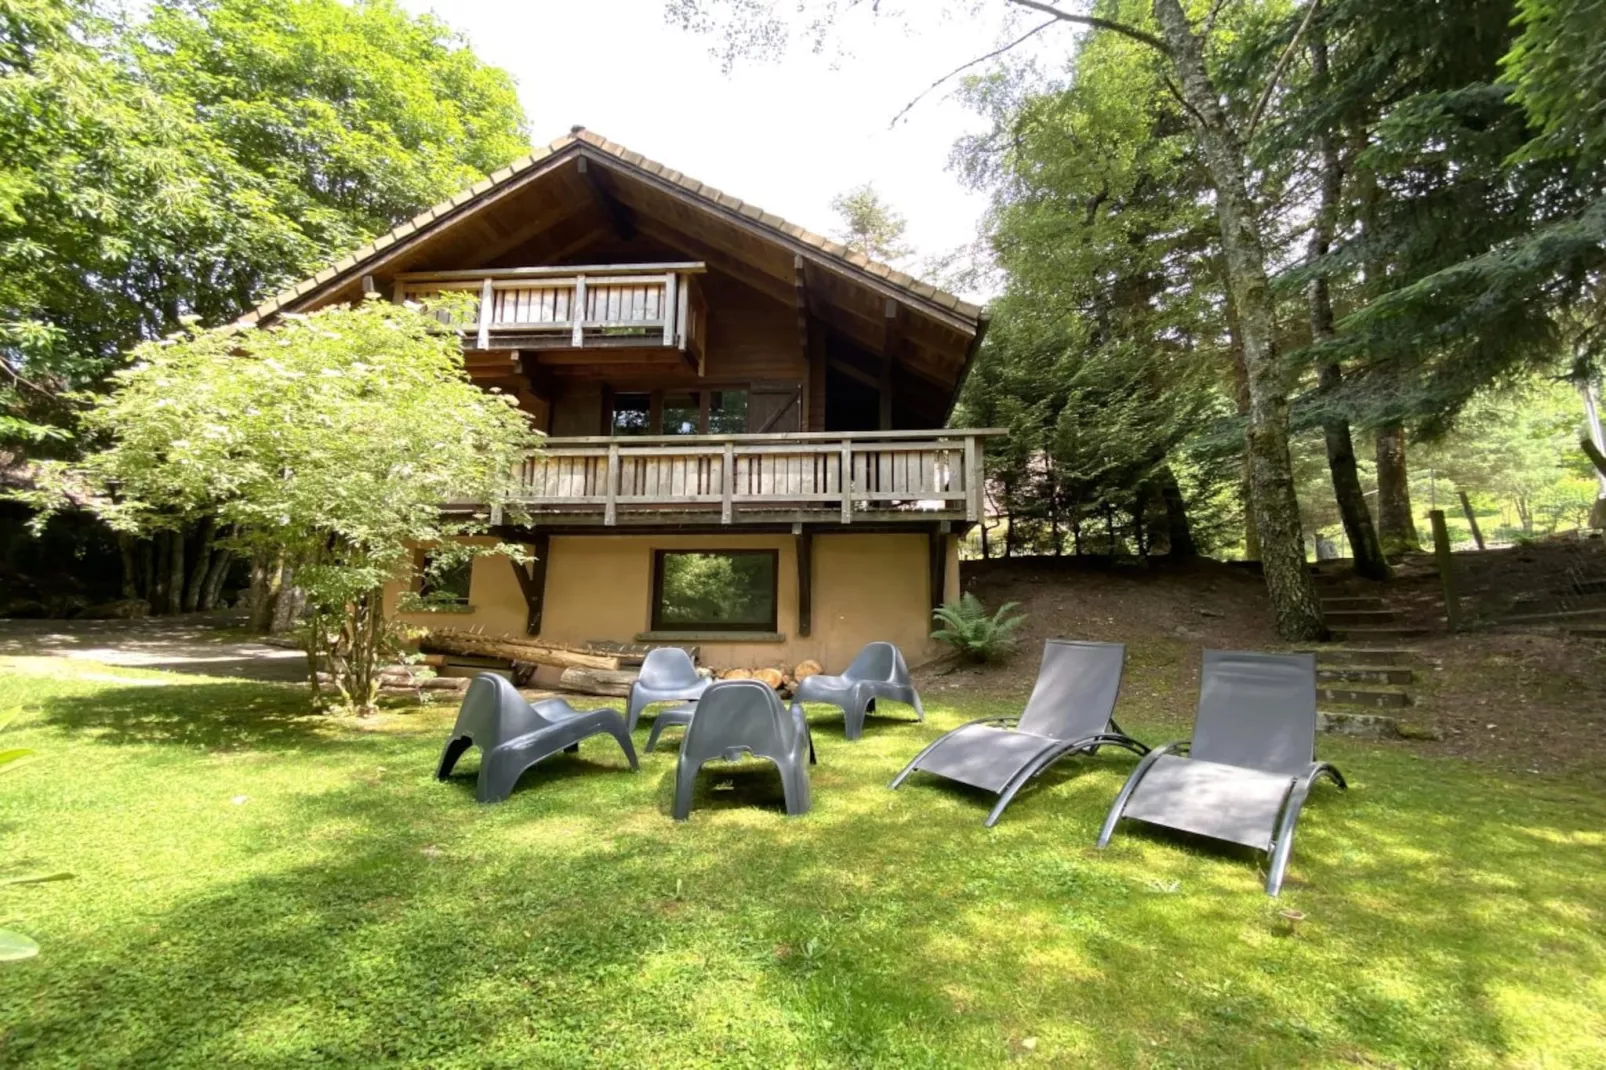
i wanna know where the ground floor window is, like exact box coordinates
[651,549,777,631]
[415,551,472,607]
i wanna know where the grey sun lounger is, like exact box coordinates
[890,639,1148,826]
[1096,650,1348,896]
[437,673,638,803]
[673,679,814,821]
[792,641,924,741]
[627,647,710,734]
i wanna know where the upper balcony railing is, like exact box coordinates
[395,262,708,359]
[468,429,1005,528]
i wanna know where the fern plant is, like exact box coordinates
[930,593,1026,663]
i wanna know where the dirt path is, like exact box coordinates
[0,612,307,683]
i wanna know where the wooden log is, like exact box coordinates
[751,667,785,690]
[793,659,822,682]
[421,628,621,671]
[721,668,753,680]
[558,666,635,697]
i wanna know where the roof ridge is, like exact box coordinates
[241,128,982,326]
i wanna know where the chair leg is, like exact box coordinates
[911,691,925,722]
[604,722,640,771]
[436,736,472,781]
[645,718,668,753]
[779,760,812,816]
[843,700,866,742]
[672,756,700,821]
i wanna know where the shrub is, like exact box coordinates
[931,594,1026,663]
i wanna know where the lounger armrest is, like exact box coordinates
[1095,740,1189,848]
[1305,760,1346,790]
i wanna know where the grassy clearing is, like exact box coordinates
[0,653,1603,1068]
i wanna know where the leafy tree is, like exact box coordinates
[0,0,528,447]
[829,183,914,264]
[24,298,540,714]
[671,0,1330,638]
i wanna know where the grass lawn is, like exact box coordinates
[1,653,1603,1068]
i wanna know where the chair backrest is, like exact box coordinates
[457,673,552,744]
[1015,639,1126,739]
[843,641,906,684]
[1190,650,1317,776]
[682,679,792,763]
[637,647,699,689]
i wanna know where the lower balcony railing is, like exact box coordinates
[466,429,1003,527]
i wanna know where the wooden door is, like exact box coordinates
[748,383,802,433]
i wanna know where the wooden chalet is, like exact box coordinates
[251,127,996,672]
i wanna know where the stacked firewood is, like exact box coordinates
[716,660,821,699]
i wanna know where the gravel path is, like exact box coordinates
[0,612,308,683]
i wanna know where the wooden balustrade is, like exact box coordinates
[394,262,706,356]
[493,429,1003,527]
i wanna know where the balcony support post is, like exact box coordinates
[662,272,677,347]
[795,524,813,637]
[572,275,587,348]
[929,522,951,614]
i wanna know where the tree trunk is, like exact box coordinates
[166,526,186,615]
[200,548,234,611]
[117,535,140,600]
[1151,0,1324,639]
[1157,466,1197,558]
[1304,35,1390,582]
[248,553,285,634]
[150,533,169,614]
[182,517,216,613]
[1221,245,1259,561]
[1375,422,1421,555]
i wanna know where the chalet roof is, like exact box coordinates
[242,128,985,331]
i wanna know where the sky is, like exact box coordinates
[399,1,1076,289]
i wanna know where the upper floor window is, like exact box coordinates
[612,389,750,435]
[612,392,651,436]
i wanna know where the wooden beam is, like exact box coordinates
[880,298,899,431]
[795,525,813,637]
[507,535,550,636]
[577,156,636,241]
[794,255,811,358]
[929,525,949,614]
[828,355,879,389]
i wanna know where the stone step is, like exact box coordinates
[1330,625,1431,642]
[1497,606,1606,625]
[1315,648,1418,667]
[1318,685,1412,709]
[1320,595,1388,610]
[1325,608,1401,626]
[1317,711,1400,738]
[1318,666,1414,685]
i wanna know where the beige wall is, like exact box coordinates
[386,531,960,674]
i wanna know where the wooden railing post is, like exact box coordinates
[662,272,677,347]
[1429,508,1462,632]
[721,441,734,524]
[604,441,619,526]
[840,440,854,524]
[1457,490,1486,551]
[572,275,587,348]
[964,433,982,523]
[476,277,493,350]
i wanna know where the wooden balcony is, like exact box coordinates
[395,262,708,365]
[473,429,1004,529]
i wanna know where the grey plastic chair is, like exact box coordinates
[627,647,710,733]
[890,639,1148,826]
[792,641,924,741]
[1096,650,1348,896]
[673,679,813,821]
[436,673,638,803]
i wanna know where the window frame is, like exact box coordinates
[649,548,780,633]
[605,385,754,436]
[414,549,473,606]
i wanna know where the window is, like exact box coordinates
[708,390,748,434]
[417,552,472,606]
[611,392,651,436]
[651,550,778,632]
[662,392,701,436]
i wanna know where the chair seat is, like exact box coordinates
[910,724,1061,794]
[1122,754,1294,850]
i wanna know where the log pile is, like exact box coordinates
[714,660,826,699]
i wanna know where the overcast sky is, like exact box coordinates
[399,1,1076,287]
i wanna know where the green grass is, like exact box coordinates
[0,654,1603,1068]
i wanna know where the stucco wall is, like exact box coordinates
[387,532,958,674]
